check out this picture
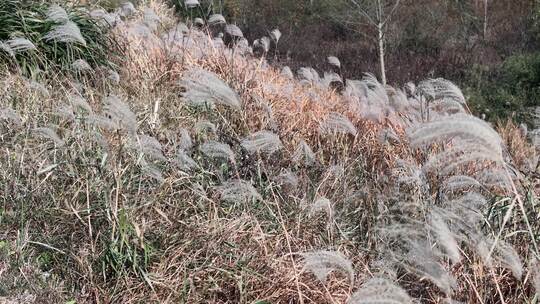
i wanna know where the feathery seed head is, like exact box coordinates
[44,21,87,46]
[217,179,262,203]
[225,24,243,38]
[348,278,413,304]
[281,66,293,79]
[179,68,241,109]
[199,140,235,163]
[7,38,36,52]
[173,150,198,171]
[269,29,281,43]
[102,95,137,134]
[33,127,65,147]
[47,4,69,23]
[241,130,282,155]
[194,120,217,135]
[292,139,316,166]
[0,108,22,127]
[120,2,136,17]
[136,135,166,162]
[178,128,193,151]
[184,0,200,8]
[301,250,354,284]
[327,56,341,68]
[319,112,357,136]
[208,14,226,26]
[0,41,14,57]
[71,59,92,72]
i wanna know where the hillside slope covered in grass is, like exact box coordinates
[1,1,540,303]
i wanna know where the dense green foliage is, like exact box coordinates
[0,0,116,75]
[467,53,540,123]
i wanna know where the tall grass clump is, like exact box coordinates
[0,0,118,74]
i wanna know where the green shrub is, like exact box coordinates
[466,53,540,123]
[0,0,118,75]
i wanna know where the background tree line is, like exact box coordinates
[169,0,538,122]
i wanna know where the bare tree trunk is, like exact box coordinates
[483,0,488,40]
[378,23,387,86]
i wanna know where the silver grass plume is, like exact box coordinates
[309,197,333,219]
[100,95,137,134]
[300,250,354,284]
[0,108,22,127]
[408,114,504,164]
[281,66,294,79]
[194,120,217,135]
[418,78,466,105]
[136,135,166,161]
[69,94,93,115]
[0,41,14,57]
[241,131,282,155]
[225,24,243,38]
[199,140,235,163]
[194,18,204,27]
[309,68,320,82]
[322,72,343,88]
[179,68,241,109]
[46,4,69,23]
[208,14,226,26]
[253,37,270,53]
[292,139,316,166]
[327,56,341,69]
[44,21,87,46]
[71,59,92,72]
[33,127,65,147]
[319,112,357,136]
[143,8,160,31]
[184,0,200,8]
[428,210,461,264]
[7,38,36,52]
[217,179,262,203]
[178,128,193,151]
[90,9,119,27]
[107,68,120,84]
[120,2,136,17]
[27,80,49,96]
[141,160,164,183]
[173,150,198,171]
[476,238,523,279]
[529,257,540,295]
[55,104,76,122]
[442,175,481,194]
[348,278,413,304]
[404,242,458,295]
[274,169,299,189]
[269,29,281,44]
